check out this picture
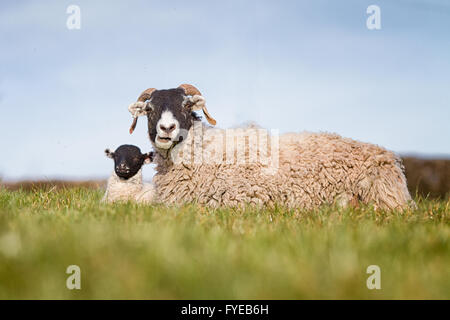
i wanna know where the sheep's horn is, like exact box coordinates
[178,84,217,126]
[129,88,157,134]
[137,88,157,102]
[129,117,138,134]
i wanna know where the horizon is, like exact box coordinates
[2,148,449,183]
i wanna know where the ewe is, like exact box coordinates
[127,84,414,210]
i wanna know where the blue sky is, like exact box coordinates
[0,0,449,181]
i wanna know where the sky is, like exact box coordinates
[0,0,449,181]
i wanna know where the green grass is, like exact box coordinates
[0,187,448,299]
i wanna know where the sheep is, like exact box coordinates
[127,84,414,210]
[102,145,155,204]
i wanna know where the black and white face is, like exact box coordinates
[105,145,153,180]
[145,89,199,150]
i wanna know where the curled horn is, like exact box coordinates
[128,88,156,134]
[137,88,157,102]
[178,84,217,126]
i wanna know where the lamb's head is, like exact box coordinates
[128,84,216,150]
[105,145,153,180]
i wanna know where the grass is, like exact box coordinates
[0,187,448,299]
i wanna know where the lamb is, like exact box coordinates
[102,144,155,204]
[127,84,414,210]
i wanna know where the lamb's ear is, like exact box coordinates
[143,151,154,164]
[105,149,115,159]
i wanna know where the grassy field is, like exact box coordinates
[0,187,448,299]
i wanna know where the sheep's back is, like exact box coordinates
[153,128,411,209]
[277,132,410,208]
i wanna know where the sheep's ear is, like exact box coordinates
[128,101,153,134]
[105,149,114,159]
[143,152,154,164]
[184,95,216,126]
[128,101,151,117]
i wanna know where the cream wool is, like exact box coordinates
[102,169,156,204]
[103,169,143,203]
[150,123,413,210]
[135,183,156,204]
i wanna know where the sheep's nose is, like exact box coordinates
[116,163,129,171]
[159,123,176,134]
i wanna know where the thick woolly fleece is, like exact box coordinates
[102,169,155,204]
[150,123,413,210]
